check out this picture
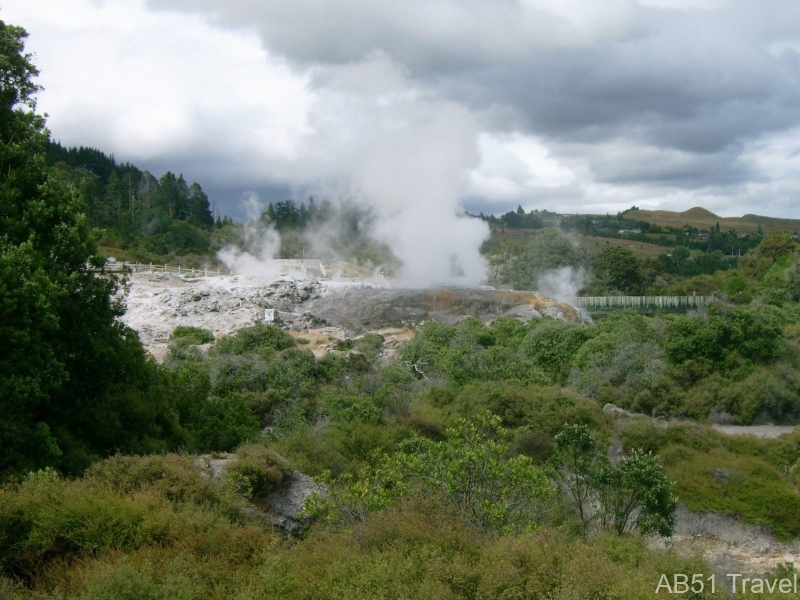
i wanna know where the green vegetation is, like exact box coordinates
[45,141,240,266]
[6,15,800,597]
[0,21,185,478]
[619,421,800,540]
[553,424,676,537]
[0,459,706,599]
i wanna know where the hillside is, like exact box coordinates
[626,207,799,234]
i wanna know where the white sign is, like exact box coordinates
[264,309,275,324]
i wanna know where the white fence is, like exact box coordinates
[102,261,229,277]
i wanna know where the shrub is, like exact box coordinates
[552,424,677,537]
[353,333,385,362]
[169,326,214,345]
[518,318,594,382]
[0,468,234,580]
[227,445,287,501]
[183,393,262,452]
[402,412,552,534]
[85,455,235,513]
[213,323,295,357]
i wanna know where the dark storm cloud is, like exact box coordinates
[441,7,800,155]
[146,0,800,198]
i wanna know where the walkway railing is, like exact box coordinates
[574,295,716,313]
[102,262,229,276]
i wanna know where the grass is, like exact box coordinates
[663,446,800,540]
[618,421,800,540]
[576,235,671,259]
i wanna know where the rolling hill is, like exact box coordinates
[625,207,799,234]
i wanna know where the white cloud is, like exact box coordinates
[3,0,313,179]
[4,0,800,236]
[469,132,576,200]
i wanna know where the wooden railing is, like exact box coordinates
[102,262,229,276]
[574,295,716,313]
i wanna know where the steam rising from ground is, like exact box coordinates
[217,193,283,279]
[536,267,586,304]
[220,52,490,287]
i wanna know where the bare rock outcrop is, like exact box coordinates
[268,471,330,536]
[194,452,329,536]
[120,272,581,356]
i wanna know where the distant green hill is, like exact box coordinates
[626,207,799,234]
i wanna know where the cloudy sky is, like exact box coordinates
[4,0,800,222]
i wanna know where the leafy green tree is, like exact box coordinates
[0,21,183,477]
[663,304,785,368]
[671,245,691,266]
[552,424,602,533]
[568,312,665,404]
[592,245,643,293]
[519,318,594,383]
[552,424,676,536]
[402,411,551,533]
[595,449,677,536]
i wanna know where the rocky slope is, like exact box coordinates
[119,271,579,359]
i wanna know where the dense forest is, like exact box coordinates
[43,140,239,266]
[4,17,800,599]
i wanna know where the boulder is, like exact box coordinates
[502,304,543,321]
[194,452,329,536]
[268,470,330,536]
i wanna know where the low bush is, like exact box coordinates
[213,323,295,357]
[169,326,214,345]
[0,466,239,581]
[227,445,287,501]
[85,455,235,513]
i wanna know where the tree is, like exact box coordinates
[592,246,642,293]
[552,424,601,534]
[595,449,677,536]
[0,20,183,478]
[187,182,213,229]
[511,228,584,289]
[671,245,690,266]
[402,411,551,533]
[552,424,676,536]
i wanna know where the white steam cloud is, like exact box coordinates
[222,51,491,287]
[536,267,586,304]
[217,193,282,279]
